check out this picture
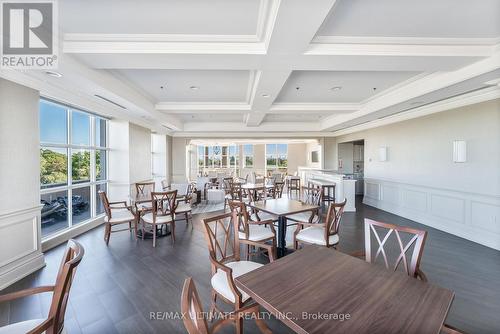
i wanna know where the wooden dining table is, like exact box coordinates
[235,245,454,334]
[248,198,319,257]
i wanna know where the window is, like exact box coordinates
[197,144,240,173]
[39,99,109,238]
[243,144,253,168]
[266,144,288,170]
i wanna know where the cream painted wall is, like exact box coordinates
[287,143,307,174]
[323,137,337,170]
[129,123,152,184]
[336,99,500,196]
[0,79,45,289]
[172,137,189,182]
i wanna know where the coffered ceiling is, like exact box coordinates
[1,0,499,137]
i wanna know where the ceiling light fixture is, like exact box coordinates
[330,86,342,91]
[45,71,62,78]
[295,86,300,90]
[261,93,270,97]
[190,86,199,90]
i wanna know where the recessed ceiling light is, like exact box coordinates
[295,86,300,90]
[330,86,342,91]
[261,93,270,97]
[45,71,62,78]
[160,85,165,89]
[190,86,199,90]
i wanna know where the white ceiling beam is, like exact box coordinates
[320,50,500,131]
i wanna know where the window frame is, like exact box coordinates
[39,98,109,239]
[265,143,288,171]
[243,144,253,168]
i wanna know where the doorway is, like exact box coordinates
[338,140,364,195]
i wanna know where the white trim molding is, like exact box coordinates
[363,178,500,251]
[0,206,45,290]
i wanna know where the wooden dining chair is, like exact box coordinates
[224,182,243,211]
[99,191,137,245]
[175,184,193,227]
[134,181,156,215]
[140,190,177,247]
[202,212,273,334]
[272,181,284,198]
[293,199,347,249]
[229,201,277,260]
[0,240,84,334]
[357,218,428,280]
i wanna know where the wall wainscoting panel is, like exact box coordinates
[363,178,500,251]
[0,206,45,290]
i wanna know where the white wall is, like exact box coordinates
[336,99,500,250]
[287,143,307,174]
[0,79,45,289]
[323,137,337,170]
[129,123,152,184]
[108,120,130,199]
[172,137,188,182]
[152,133,167,185]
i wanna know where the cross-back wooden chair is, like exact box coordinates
[202,212,274,334]
[134,181,156,215]
[135,181,155,196]
[229,201,276,260]
[173,183,193,227]
[293,198,347,249]
[0,240,84,334]
[360,219,428,280]
[224,182,243,211]
[99,191,137,245]
[272,181,284,198]
[140,190,177,247]
[181,277,266,334]
[286,186,322,226]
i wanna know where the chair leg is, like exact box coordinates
[129,221,132,231]
[235,311,244,334]
[104,223,111,245]
[152,224,157,248]
[246,244,250,261]
[185,212,189,225]
[171,222,175,244]
[133,219,138,239]
[209,290,217,321]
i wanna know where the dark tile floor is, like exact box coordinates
[1,196,499,333]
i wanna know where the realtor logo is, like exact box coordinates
[1,0,58,69]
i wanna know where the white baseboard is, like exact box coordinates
[363,178,500,251]
[0,252,45,291]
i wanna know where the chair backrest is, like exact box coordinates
[324,199,347,238]
[273,181,285,198]
[48,239,84,334]
[228,183,242,201]
[98,191,111,218]
[364,219,427,278]
[181,278,210,334]
[151,190,177,219]
[301,186,322,206]
[228,201,251,238]
[135,181,155,196]
[202,212,240,265]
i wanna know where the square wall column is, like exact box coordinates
[0,79,45,290]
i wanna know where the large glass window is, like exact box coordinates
[243,144,253,168]
[197,144,240,174]
[266,144,288,171]
[39,99,109,238]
